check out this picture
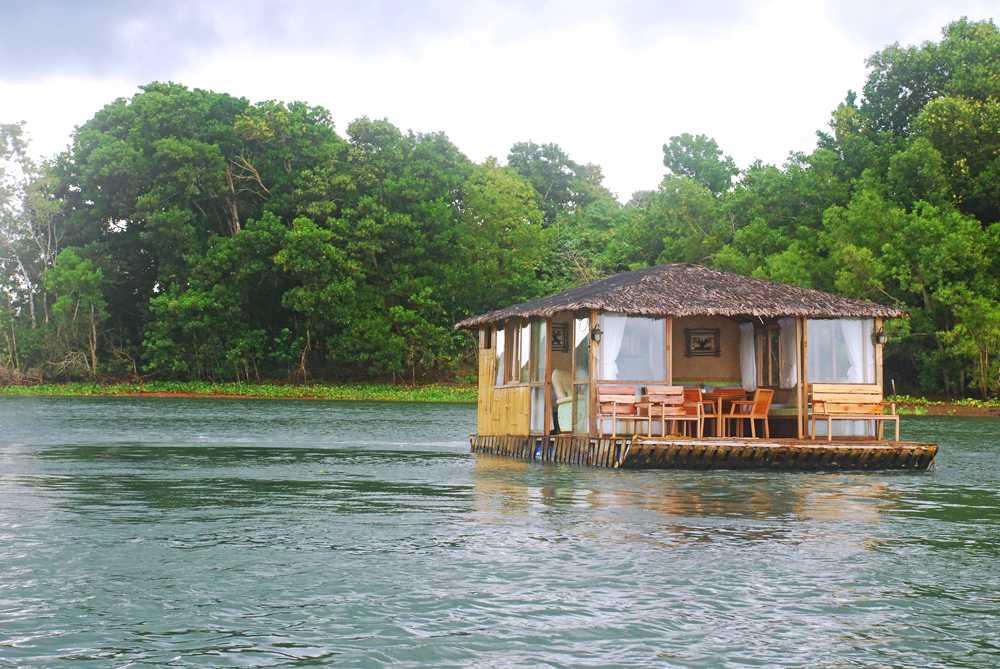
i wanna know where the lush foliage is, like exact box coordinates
[1,19,999,398]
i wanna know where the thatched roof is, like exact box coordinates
[455,263,906,329]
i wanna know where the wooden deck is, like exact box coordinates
[470,434,938,471]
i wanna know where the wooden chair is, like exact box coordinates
[809,384,899,441]
[596,385,650,437]
[686,388,719,437]
[723,388,774,439]
[703,387,747,437]
[641,386,693,437]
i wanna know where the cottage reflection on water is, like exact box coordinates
[471,454,895,530]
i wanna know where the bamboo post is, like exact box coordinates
[589,310,599,436]
[543,317,553,437]
[796,317,804,439]
[801,316,810,438]
[875,317,884,391]
[665,317,673,385]
[875,317,884,441]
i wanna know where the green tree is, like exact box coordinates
[611,176,723,269]
[0,123,65,329]
[448,160,546,315]
[860,18,1000,136]
[507,141,610,225]
[45,249,106,376]
[913,96,1000,222]
[938,286,1000,398]
[274,216,359,380]
[662,133,737,195]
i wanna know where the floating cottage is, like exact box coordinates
[456,264,938,471]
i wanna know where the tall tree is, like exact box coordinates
[507,141,610,224]
[662,133,737,195]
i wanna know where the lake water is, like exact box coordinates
[0,398,997,668]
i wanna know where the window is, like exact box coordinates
[518,321,531,382]
[528,320,547,432]
[494,327,505,386]
[756,326,781,387]
[573,385,589,433]
[500,319,538,385]
[574,316,590,383]
[529,320,546,384]
[599,315,666,381]
[807,319,874,384]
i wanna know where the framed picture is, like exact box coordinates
[685,328,720,357]
[551,322,569,352]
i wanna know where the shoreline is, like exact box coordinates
[0,383,997,415]
[893,402,1000,417]
[0,382,477,404]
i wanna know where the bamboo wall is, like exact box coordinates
[477,348,531,436]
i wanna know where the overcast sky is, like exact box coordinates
[1,0,996,199]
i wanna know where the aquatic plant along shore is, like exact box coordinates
[889,395,1000,416]
[0,382,476,403]
[1,383,998,415]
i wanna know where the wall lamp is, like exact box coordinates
[591,323,603,344]
[873,329,888,345]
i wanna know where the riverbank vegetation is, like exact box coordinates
[1,19,998,400]
[0,383,996,415]
[0,382,476,403]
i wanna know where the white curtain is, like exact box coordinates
[519,322,531,381]
[599,315,628,380]
[574,317,590,383]
[843,321,864,384]
[808,319,875,384]
[530,320,547,383]
[739,322,757,391]
[778,317,797,389]
[494,328,505,385]
[861,319,875,383]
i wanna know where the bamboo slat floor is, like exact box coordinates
[470,434,937,471]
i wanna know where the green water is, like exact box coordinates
[0,398,997,668]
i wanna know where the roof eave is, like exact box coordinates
[456,307,908,330]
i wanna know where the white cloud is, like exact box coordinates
[1,0,995,199]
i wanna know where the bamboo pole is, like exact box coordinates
[589,310,598,436]
[543,317,553,437]
[796,317,804,439]
[801,317,810,438]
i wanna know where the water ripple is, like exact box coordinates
[0,400,997,667]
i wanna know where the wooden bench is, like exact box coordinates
[597,385,650,437]
[809,383,899,441]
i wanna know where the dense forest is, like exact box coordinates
[1,19,998,397]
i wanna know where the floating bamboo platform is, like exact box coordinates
[470,434,937,471]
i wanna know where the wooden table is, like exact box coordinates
[703,388,747,437]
